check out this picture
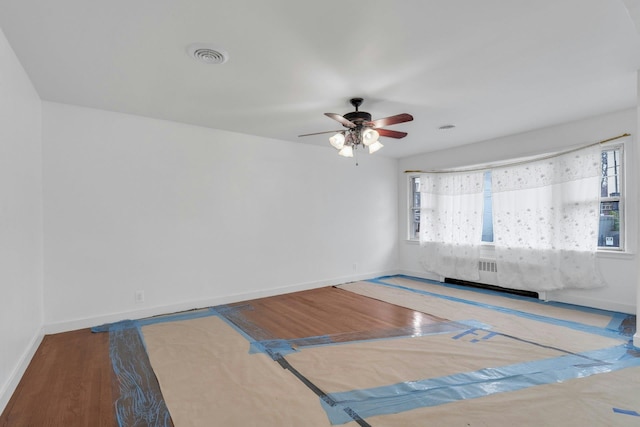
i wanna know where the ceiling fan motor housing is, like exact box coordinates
[343,110,372,125]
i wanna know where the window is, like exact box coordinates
[598,146,623,249]
[409,145,624,249]
[409,176,420,239]
[481,171,493,243]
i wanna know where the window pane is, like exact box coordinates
[598,147,621,248]
[412,177,421,207]
[600,149,620,197]
[481,171,493,242]
[599,201,620,247]
[411,208,420,239]
[410,177,421,239]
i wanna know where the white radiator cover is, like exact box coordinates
[476,256,546,300]
[478,245,499,286]
[478,258,499,285]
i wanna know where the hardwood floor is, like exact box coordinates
[225,286,445,341]
[0,329,116,427]
[0,286,434,426]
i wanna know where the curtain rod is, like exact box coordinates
[403,133,630,174]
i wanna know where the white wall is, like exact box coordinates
[398,109,638,314]
[0,28,44,411]
[635,75,640,348]
[42,102,399,331]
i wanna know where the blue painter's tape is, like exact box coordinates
[465,330,499,343]
[606,313,628,331]
[452,329,478,340]
[323,344,640,424]
[215,308,264,344]
[482,331,498,340]
[385,275,631,318]
[387,275,637,336]
[606,313,637,336]
[247,321,477,358]
[250,339,298,356]
[92,308,219,333]
[613,408,640,417]
[92,319,138,333]
[457,319,492,329]
[366,278,626,340]
[137,307,219,327]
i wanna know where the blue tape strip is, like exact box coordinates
[387,275,631,318]
[613,408,640,417]
[366,278,626,340]
[387,275,637,335]
[248,321,480,357]
[323,344,640,424]
[452,329,478,340]
[482,331,498,340]
[92,319,137,333]
[216,307,265,344]
[250,339,299,356]
[92,307,219,333]
[606,313,632,333]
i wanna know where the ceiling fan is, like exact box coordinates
[299,98,413,158]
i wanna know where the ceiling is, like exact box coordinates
[1,0,640,158]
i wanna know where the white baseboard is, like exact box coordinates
[543,294,636,315]
[0,327,45,415]
[395,269,442,282]
[44,270,398,334]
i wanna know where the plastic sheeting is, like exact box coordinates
[96,275,638,426]
[108,326,173,426]
[140,316,362,427]
[339,281,624,354]
[380,276,629,328]
[319,344,640,424]
[364,277,624,339]
[366,365,640,426]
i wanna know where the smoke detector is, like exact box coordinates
[186,43,229,65]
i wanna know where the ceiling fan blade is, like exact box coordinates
[298,129,344,137]
[377,128,408,139]
[325,113,356,128]
[369,113,414,128]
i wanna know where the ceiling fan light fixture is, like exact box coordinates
[362,128,379,146]
[329,133,345,149]
[368,140,384,154]
[300,98,412,163]
[338,145,354,158]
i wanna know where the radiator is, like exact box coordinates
[478,259,497,273]
[445,258,539,298]
[478,258,499,287]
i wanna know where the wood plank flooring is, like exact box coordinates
[1,286,431,426]
[225,286,446,341]
[0,328,116,427]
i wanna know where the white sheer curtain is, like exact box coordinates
[491,145,606,291]
[419,172,484,281]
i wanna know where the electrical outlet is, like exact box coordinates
[134,290,145,304]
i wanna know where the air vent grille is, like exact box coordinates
[186,44,229,65]
[479,260,497,273]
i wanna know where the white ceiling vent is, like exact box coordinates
[186,43,229,65]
